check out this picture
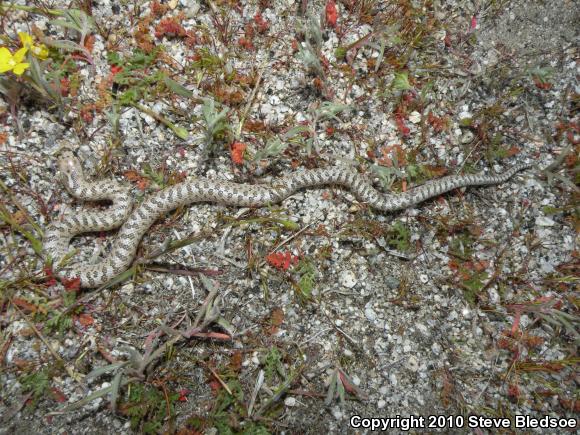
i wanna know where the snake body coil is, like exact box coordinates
[43,149,530,288]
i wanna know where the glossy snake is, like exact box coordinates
[43,148,530,288]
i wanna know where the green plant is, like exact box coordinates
[295,258,316,300]
[107,49,190,139]
[263,346,285,383]
[191,47,224,74]
[527,66,554,86]
[50,9,94,46]
[47,9,95,67]
[325,367,367,405]
[20,369,50,408]
[392,71,413,92]
[45,311,74,334]
[122,383,179,433]
[298,14,323,50]
[305,102,352,154]
[295,14,325,77]
[200,98,231,156]
[370,164,404,189]
[462,269,489,305]
[297,42,325,77]
[385,221,411,252]
[449,233,475,261]
[251,136,288,161]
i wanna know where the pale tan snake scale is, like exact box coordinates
[43,148,531,288]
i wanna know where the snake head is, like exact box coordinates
[55,146,84,193]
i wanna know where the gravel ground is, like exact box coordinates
[0,0,578,434]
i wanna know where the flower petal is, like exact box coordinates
[0,47,14,72]
[0,47,12,62]
[12,62,30,75]
[32,44,49,59]
[18,32,33,48]
[13,47,28,62]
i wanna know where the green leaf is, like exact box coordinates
[110,370,123,412]
[252,137,288,161]
[162,75,193,98]
[46,39,84,52]
[172,125,189,140]
[107,52,122,66]
[325,371,337,405]
[314,102,351,122]
[335,46,347,60]
[281,125,310,140]
[86,362,128,382]
[49,19,81,33]
[119,88,140,105]
[49,9,94,36]
[392,72,413,91]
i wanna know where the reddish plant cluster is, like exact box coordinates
[554,120,579,147]
[43,266,57,287]
[79,104,96,123]
[124,169,150,191]
[238,11,269,50]
[507,383,520,401]
[150,0,168,17]
[533,78,552,90]
[266,251,299,271]
[497,329,545,357]
[253,12,269,34]
[377,144,406,167]
[61,276,81,292]
[230,141,247,165]
[393,92,416,137]
[427,111,449,133]
[325,0,338,28]
[155,17,187,39]
[59,77,70,97]
[394,114,410,137]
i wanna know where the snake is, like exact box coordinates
[43,147,531,288]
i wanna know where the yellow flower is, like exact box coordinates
[18,31,48,59]
[0,47,30,75]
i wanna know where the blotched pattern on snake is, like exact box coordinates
[43,148,530,288]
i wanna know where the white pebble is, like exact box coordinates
[535,216,555,227]
[339,270,357,288]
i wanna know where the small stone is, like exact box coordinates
[408,111,421,124]
[378,399,387,409]
[332,408,343,419]
[459,110,472,119]
[460,130,475,144]
[540,260,555,273]
[407,355,419,372]
[284,397,296,407]
[385,276,400,289]
[365,307,377,322]
[339,270,357,288]
[432,342,442,355]
[535,216,555,227]
[260,103,273,116]
[419,274,429,284]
